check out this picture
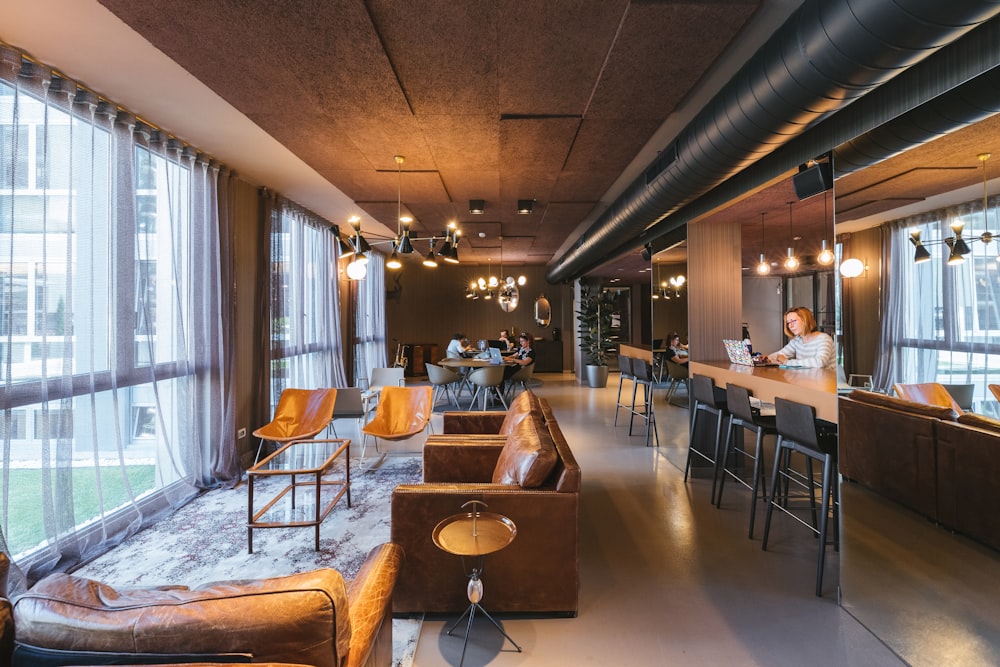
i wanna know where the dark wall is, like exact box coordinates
[384,262,573,372]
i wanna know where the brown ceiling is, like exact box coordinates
[94,0,762,269]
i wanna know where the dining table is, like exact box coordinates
[439,357,517,409]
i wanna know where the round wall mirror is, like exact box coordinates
[534,294,552,327]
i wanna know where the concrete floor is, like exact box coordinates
[411,373,904,666]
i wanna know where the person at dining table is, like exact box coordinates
[445,333,471,359]
[504,332,536,383]
[762,306,836,368]
[666,333,689,366]
[498,329,514,351]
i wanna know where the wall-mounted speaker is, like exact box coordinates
[793,162,832,200]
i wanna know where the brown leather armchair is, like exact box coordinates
[3,543,403,667]
[391,392,580,616]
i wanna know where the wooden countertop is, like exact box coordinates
[690,360,839,423]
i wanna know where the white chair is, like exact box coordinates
[361,367,405,419]
[504,362,534,402]
[466,364,508,411]
[426,362,461,408]
[329,386,366,441]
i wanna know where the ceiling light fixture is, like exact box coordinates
[386,240,402,270]
[445,229,461,264]
[907,153,995,265]
[469,199,485,215]
[517,199,534,215]
[756,211,770,275]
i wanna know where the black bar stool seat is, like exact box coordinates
[761,396,839,597]
[685,374,729,503]
[717,384,778,538]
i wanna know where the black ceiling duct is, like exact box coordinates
[546,0,1000,284]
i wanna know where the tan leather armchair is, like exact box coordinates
[3,543,403,667]
[253,387,338,463]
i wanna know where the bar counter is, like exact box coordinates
[690,360,838,423]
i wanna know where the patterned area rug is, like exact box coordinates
[75,455,423,667]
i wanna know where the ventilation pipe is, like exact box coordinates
[546,0,1000,284]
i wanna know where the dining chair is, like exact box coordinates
[252,387,338,465]
[466,364,508,411]
[504,362,535,402]
[329,386,366,441]
[426,362,462,408]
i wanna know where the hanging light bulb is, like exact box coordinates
[386,240,402,270]
[423,238,438,267]
[817,191,834,265]
[756,211,770,274]
[783,201,799,270]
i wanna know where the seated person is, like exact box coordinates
[763,306,836,368]
[497,329,514,351]
[445,332,471,359]
[504,332,536,383]
[666,333,689,365]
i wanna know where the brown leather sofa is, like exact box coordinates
[839,389,1000,552]
[390,390,581,616]
[839,389,957,521]
[0,543,402,667]
[936,412,1000,551]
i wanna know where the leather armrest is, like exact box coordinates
[442,412,505,434]
[423,440,504,483]
[345,543,404,667]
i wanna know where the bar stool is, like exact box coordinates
[716,384,777,538]
[613,355,635,426]
[628,357,659,447]
[685,374,729,504]
[761,397,839,596]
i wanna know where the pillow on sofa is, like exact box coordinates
[847,389,959,421]
[492,412,557,487]
[498,390,541,436]
[957,411,1000,433]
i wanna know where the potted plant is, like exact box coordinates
[576,279,619,388]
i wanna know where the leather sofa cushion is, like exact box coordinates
[12,568,350,667]
[957,411,1000,433]
[498,390,542,436]
[492,413,557,487]
[847,389,959,421]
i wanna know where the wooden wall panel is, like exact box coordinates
[687,220,743,361]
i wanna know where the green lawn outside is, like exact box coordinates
[5,466,156,556]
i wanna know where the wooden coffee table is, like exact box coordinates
[247,438,350,553]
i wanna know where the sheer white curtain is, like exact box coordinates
[354,251,388,386]
[266,201,346,405]
[0,46,232,592]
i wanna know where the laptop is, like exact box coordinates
[487,347,504,365]
[723,339,778,366]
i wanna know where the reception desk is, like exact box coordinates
[689,360,838,423]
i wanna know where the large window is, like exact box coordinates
[882,197,1000,413]
[266,203,346,407]
[1,52,232,588]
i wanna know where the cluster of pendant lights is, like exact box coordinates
[465,236,527,313]
[755,192,834,275]
[908,153,996,266]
